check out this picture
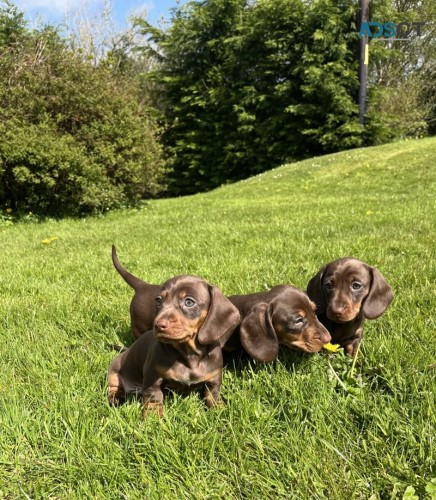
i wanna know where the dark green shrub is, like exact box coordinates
[0,3,164,216]
[139,0,362,195]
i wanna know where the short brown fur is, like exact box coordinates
[111,245,161,340]
[307,257,393,356]
[111,246,330,362]
[226,285,332,363]
[107,275,240,417]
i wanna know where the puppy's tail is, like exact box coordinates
[112,245,148,290]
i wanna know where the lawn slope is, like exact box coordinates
[0,137,435,498]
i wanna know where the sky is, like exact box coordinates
[13,0,187,29]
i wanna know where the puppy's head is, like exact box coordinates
[307,258,393,323]
[271,289,332,353]
[240,287,332,362]
[153,276,240,345]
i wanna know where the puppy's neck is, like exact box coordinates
[172,335,209,358]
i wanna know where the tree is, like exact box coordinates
[364,0,436,140]
[0,2,164,216]
[138,0,362,195]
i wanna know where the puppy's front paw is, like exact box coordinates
[207,398,223,410]
[344,339,362,357]
[204,392,223,409]
[108,388,125,406]
[142,401,164,418]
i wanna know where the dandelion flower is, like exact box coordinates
[323,342,341,352]
[41,237,59,244]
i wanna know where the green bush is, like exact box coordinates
[1,122,115,215]
[0,3,164,216]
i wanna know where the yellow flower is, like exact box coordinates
[323,342,341,352]
[41,237,59,244]
[5,208,12,213]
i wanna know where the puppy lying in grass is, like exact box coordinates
[226,285,332,362]
[107,274,240,417]
[111,246,331,363]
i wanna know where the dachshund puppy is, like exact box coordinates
[111,246,330,362]
[107,275,240,417]
[307,257,393,356]
[226,285,332,363]
[112,245,161,340]
[108,276,240,416]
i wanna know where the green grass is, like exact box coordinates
[1,137,435,499]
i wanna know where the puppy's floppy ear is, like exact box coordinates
[363,266,393,319]
[306,265,327,314]
[239,303,278,363]
[197,286,241,345]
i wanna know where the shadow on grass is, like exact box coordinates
[223,345,312,375]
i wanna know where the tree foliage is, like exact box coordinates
[0,1,164,216]
[139,0,363,195]
[364,0,436,141]
[1,0,434,208]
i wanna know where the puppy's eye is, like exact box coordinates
[155,296,163,307]
[324,282,334,292]
[288,317,305,330]
[352,282,363,290]
[184,297,196,307]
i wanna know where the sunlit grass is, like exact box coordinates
[0,137,435,498]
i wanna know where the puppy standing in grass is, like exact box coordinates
[107,275,240,417]
[307,257,393,356]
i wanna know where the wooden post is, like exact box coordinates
[359,0,369,125]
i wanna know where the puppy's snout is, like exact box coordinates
[320,325,332,345]
[313,318,331,345]
[154,318,170,332]
[328,298,361,322]
[329,302,350,320]
[331,303,346,315]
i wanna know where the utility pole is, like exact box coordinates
[358,0,369,125]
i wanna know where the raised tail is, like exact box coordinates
[112,245,148,290]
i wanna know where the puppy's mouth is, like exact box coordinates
[283,339,324,354]
[153,329,196,343]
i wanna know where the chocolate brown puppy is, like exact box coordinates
[111,246,330,361]
[307,257,393,356]
[226,285,331,362]
[107,275,240,417]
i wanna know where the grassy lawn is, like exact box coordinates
[0,137,435,499]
